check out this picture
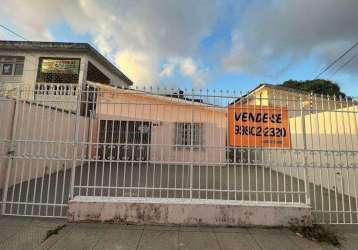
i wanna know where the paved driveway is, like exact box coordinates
[1,162,357,223]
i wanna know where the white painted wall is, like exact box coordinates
[0,97,14,189]
[0,97,90,188]
[261,105,358,198]
[0,49,131,94]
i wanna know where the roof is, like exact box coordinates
[87,81,225,111]
[232,83,357,105]
[248,83,316,96]
[0,40,133,85]
[232,83,317,104]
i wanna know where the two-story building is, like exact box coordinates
[0,40,133,110]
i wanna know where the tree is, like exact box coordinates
[279,79,346,97]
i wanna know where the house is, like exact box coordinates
[0,40,133,188]
[0,40,132,110]
[86,82,227,164]
[235,83,350,111]
[229,83,358,198]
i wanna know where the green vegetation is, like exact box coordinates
[288,216,340,246]
[279,79,346,97]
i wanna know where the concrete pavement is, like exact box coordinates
[0,215,357,249]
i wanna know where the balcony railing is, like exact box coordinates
[35,83,78,96]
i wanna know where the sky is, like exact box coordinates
[1,0,358,95]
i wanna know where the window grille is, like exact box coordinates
[175,122,203,147]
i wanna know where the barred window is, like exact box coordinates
[175,123,203,146]
[36,57,80,83]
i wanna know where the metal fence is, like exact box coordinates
[0,82,358,224]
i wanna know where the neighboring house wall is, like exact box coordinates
[0,97,89,189]
[0,50,87,91]
[0,50,131,114]
[0,51,38,93]
[92,89,227,164]
[0,97,14,190]
[0,51,87,112]
[247,86,347,112]
[0,50,130,94]
[259,105,358,198]
[236,86,358,198]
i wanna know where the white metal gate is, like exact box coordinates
[1,83,358,224]
[0,85,82,217]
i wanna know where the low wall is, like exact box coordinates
[68,197,311,226]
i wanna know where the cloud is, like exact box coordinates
[179,58,207,88]
[224,0,358,77]
[0,0,59,41]
[180,58,197,76]
[4,0,358,86]
[115,49,157,86]
[0,0,223,86]
[158,57,207,88]
[160,63,176,78]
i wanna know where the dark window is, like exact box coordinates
[98,120,151,161]
[37,57,80,83]
[86,61,110,84]
[80,85,97,117]
[2,64,13,75]
[14,63,24,75]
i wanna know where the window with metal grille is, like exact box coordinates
[175,123,203,146]
[36,57,80,83]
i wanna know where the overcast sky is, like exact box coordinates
[1,0,358,95]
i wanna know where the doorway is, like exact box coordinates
[98,120,151,161]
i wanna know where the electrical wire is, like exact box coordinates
[329,50,358,78]
[314,41,358,79]
[0,24,28,41]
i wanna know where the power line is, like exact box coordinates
[0,23,115,80]
[0,24,28,41]
[0,23,86,73]
[329,50,358,78]
[314,41,358,79]
[0,23,48,74]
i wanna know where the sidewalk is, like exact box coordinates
[0,216,357,249]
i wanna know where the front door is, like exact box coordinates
[98,120,151,161]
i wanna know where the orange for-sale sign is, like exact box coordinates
[228,104,291,148]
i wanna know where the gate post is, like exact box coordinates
[300,96,311,206]
[2,88,20,214]
[69,86,81,200]
[190,89,194,200]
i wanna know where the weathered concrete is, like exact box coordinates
[68,196,311,226]
[1,215,358,249]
